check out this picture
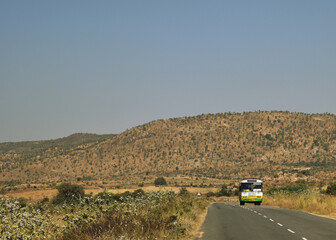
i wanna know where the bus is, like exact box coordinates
[239,179,263,205]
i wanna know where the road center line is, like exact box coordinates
[287,229,295,234]
[302,237,308,240]
[277,223,283,226]
[263,215,267,218]
[258,213,262,215]
[269,219,274,222]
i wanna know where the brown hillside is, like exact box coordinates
[0,111,335,185]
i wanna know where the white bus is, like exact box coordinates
[239,179,263,205]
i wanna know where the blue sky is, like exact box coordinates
[1,1,335,142]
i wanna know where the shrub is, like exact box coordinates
[95,192,117,203]
[17,197,27,207]
[40,197,49,203]
[179,187,189,196]
[267,181,308,195]
[132,189,145,197]
[206,191,216,197]
[52,183,85,204]
[217,184,232,196]
[326,182,336,196]
[0,187,7,194]
[120,191,131,199]
[154,177,167,186]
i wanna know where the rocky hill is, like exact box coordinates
[0,111,335,185]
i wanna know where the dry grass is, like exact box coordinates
[263,192,336,219]
[106,186,219,194]
[5,189,58,201]
[4,186,219,202]
[193,202,212,239]
[5,188,99,202]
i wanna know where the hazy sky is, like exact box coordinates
[1,1,335,142]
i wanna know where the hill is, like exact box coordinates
[0,111,335,186]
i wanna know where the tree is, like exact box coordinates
[179,187,189,196]
[52,183,85,204]
[217,184,232,196]
[154,177,167,186]
[326,182,336,196]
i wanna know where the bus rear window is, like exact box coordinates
[241,183,252,190]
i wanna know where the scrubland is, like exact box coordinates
[0,189,209,240]
[1,112,335,183]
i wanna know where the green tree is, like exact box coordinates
[52,183,85,204]
[154,177,167,186]
[326,182,336,196]
[217,184,232,196]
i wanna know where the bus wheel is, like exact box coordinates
[240,201,245,205]
[255,202,261,206]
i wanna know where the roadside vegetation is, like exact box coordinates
[264,181,336,219]
[0,183,209,239]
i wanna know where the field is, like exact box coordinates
[0,188,210,239]
[263,191,336,219]
[4,186,220,202]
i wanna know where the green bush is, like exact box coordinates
[52,183,85,204]
[206,191,216,197]
[267,180,309,195]
[17,197,27,207]
[326,182,336,195]
[217,184,232,196]
[179,187,189,196]
[95,191,118,203]
[0,187,7,194]
[154,177,167,186]
[40,197,49,203]
[132,189,145,197]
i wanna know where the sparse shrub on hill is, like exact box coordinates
[1,111,336,183]
[52,183,85,204]
[326,182,336,195]
[154,177,167,186]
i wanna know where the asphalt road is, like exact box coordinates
[195,202,336,240]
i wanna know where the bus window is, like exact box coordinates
[254,183,262,191]
[240,183,253,191]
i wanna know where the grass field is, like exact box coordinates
[263,192,336,219]
[4,186,220,202]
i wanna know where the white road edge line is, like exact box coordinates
[287,229,295,234]
[277,223,283,226]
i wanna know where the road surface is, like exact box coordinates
[195,202,336,240]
